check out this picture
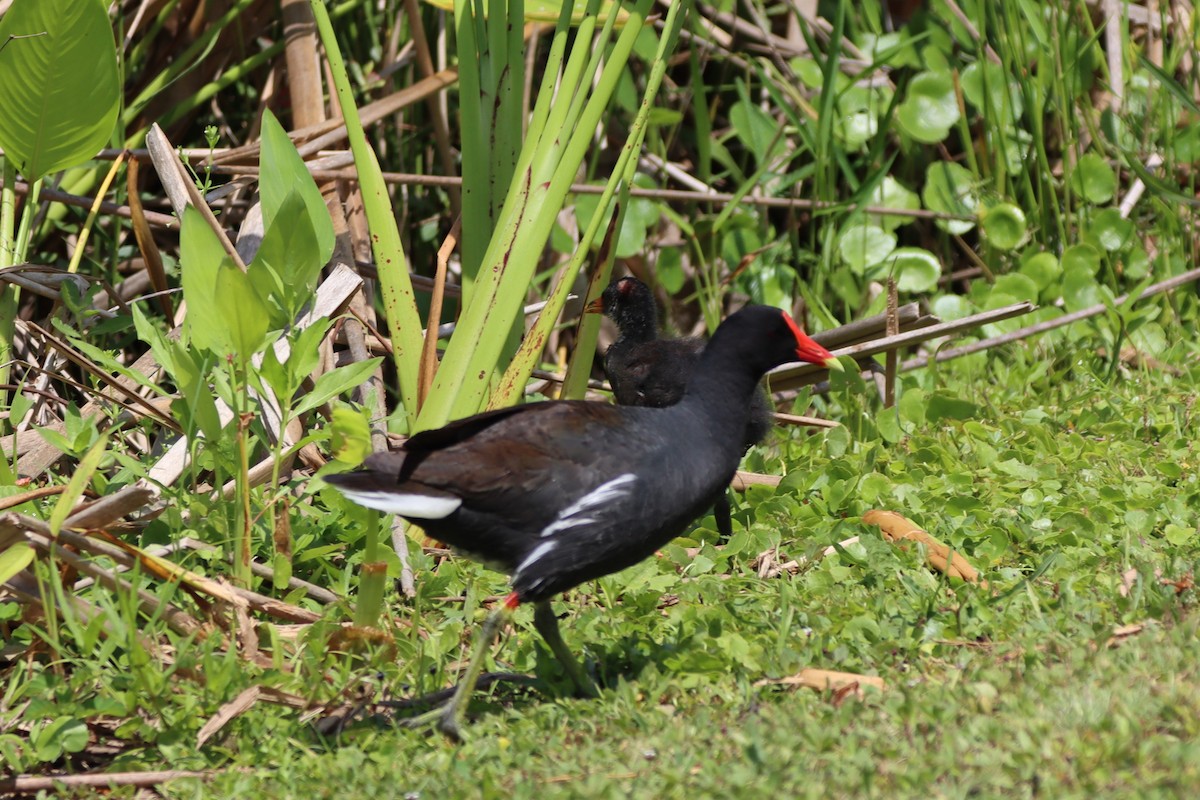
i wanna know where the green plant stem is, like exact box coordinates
[233,359,253,588]
[0,160,15,412]
[353,512,387,628]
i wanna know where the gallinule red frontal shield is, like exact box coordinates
[587,276,773,537]
[325,305,841,739]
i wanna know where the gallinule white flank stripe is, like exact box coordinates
[326,304,841,739]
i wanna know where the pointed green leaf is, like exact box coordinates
[293,358,383,418]
[259,109,334,263]
[48,429,109,536]
[252,189,325,322]
[171,344,224,443]
[216,264,270,360]
[180,206,235,354]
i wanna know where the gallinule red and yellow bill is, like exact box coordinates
[326,304,841,739]
[587,276,773,537]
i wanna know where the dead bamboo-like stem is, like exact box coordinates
[0,771,218,794]
[419,217,460,407]
[772,412,839,429]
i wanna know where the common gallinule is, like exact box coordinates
[587,276,773,536]
[325,305,840,739]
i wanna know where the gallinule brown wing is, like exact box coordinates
[325,305,841,739]
[587,276,773,536]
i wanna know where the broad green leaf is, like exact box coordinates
[1130,321,1167,357]
[252,189,322,322]
[981,203,1027,250]
[658,247,684,293]
[0,0,119,180]
[0,542,35,584]
[216,264,270,361]
[287,321,335,386]
[167,343,223,443]
[923,162,978,234]
[927,393,978,421]
[837,224,896,273]
[995,458,1038,481]
[180,206,236,354]
[742,258,795,310]
[888,247,941,293]
[896,70,959,143]
[258,109,335,264]
[729,100,778,163]
[838,109,878,149]
[835,87,882,148]
[1164,523,1194,546]
[31,717,89,762]
[1070,153,1117,205]
[293,358,384,418]
[328,406,373,466]
[574,190,654,259]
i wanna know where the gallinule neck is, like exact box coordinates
[325,305,840,740]
[587,277,774,536]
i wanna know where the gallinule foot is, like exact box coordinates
[587,276,773,537]
[325,305,840,740]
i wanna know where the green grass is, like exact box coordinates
[150,351,1200,799]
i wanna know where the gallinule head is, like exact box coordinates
[325,305,839,740]
[588,277,777,536]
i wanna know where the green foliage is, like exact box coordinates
[0,0,118,182]
[5,0,1200,790]
[86,357,1200,796]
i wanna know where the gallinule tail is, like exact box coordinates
[325,305,840,740]
[587,276,773,537]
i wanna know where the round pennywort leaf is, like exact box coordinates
[837,224,897,274]
[896,70,960,144]
[981,203,1028,250]
[923,162,978,234]
[1070,153,1117,205]
[888,247,942,293]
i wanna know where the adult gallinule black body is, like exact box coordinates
[325,305,840,739]
[588,276,773,536]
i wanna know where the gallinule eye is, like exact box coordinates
[587,276,773,537]
[325,305,840,740]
